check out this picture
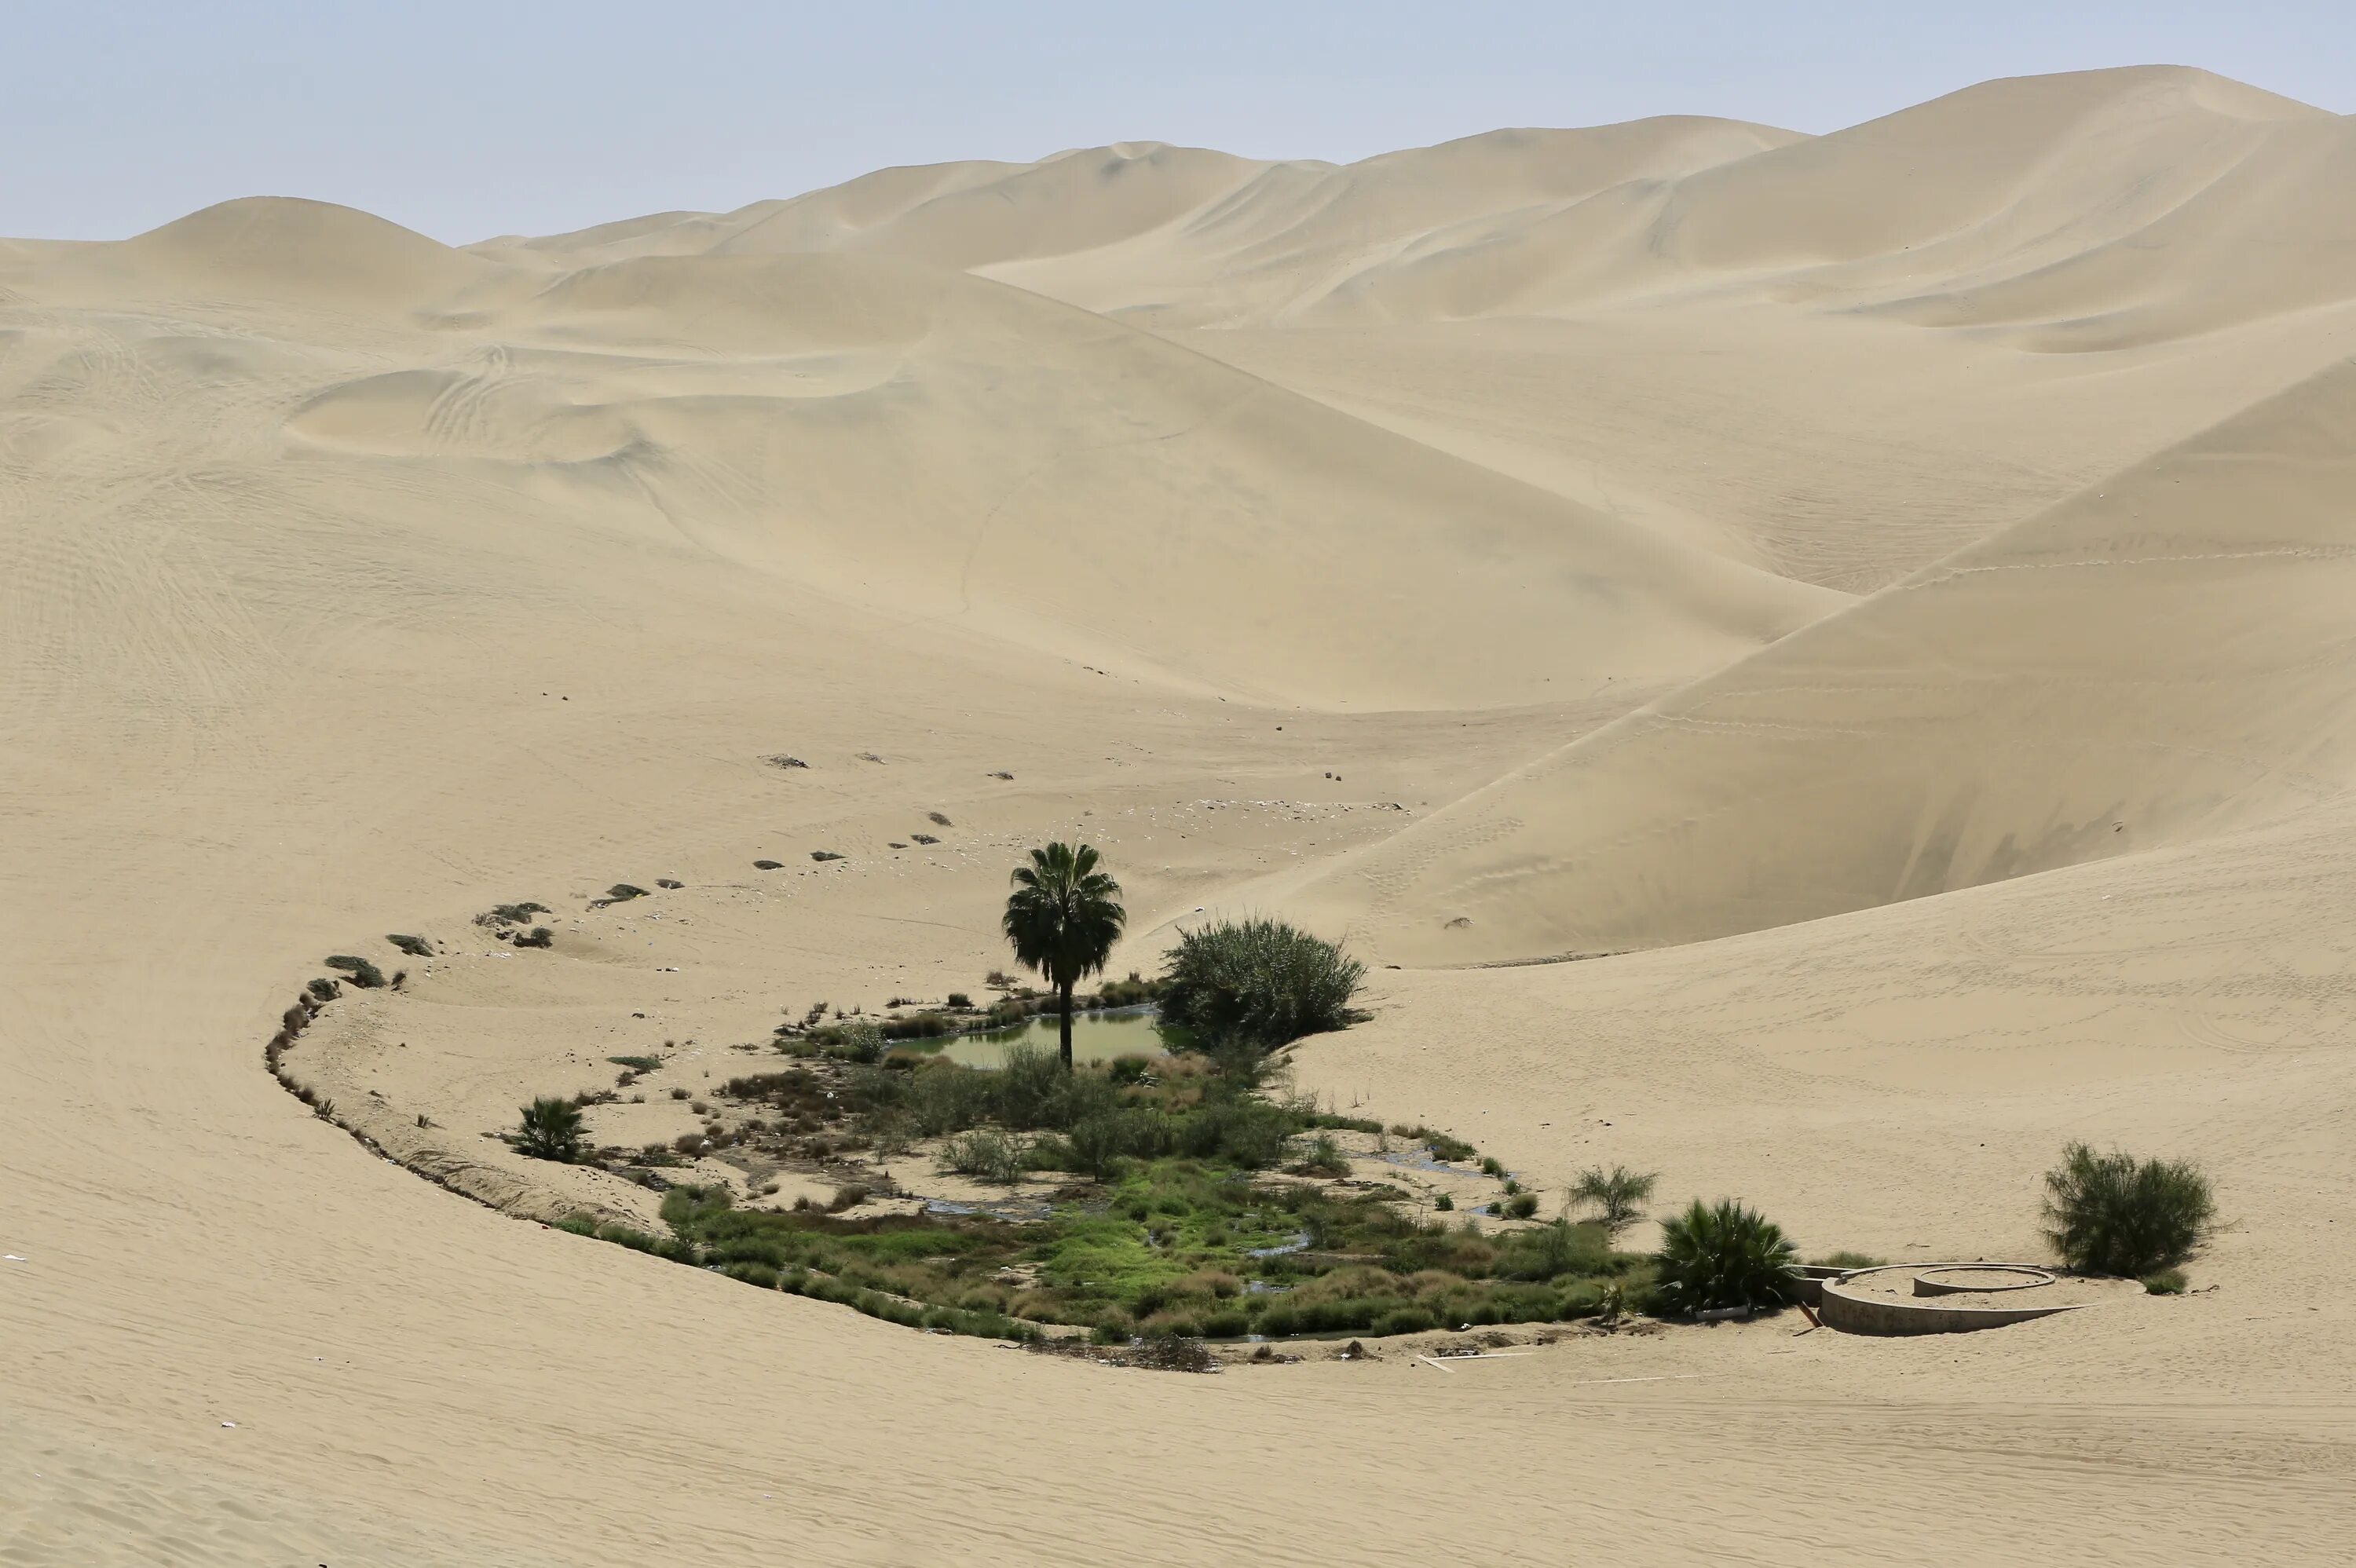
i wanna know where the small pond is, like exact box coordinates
[905,1005,1187,1069]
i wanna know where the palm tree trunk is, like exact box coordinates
[1058,980,1075,1069]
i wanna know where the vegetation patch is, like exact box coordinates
[1655,1198,1798,1316]
[324,954,386,989]
[547,1038,1644,1348]
[2042,1142,2215,1277]
[1159,917,1364,1048]
[386,934,435,957]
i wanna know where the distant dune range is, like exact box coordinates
[4,65,2354,1567]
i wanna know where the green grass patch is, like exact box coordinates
[627,1157,1648,1345]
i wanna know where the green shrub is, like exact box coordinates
[386,934,434,957]
[608,1054,662,1073]
[515,1096,584,1162]
[1655,1199,1798,1316]
[305,977,338,1003]
[990,1042,1070,1128]
[941,1127,1026,1183]
[474,901,548,928]
[1176,1099,1293,1168]
[1434,1192,1454,1212]
[1505,1193,1539,1220]
[1201,1308,1249,1339]
[834,1021,887,1065]
[512,927,553,948]
[1158,917,1365,1049]
[1478,1156,1505,1178]
[1106,1053,1154,1085]
[1569,1165,1658,1236]
[1374,1306,1437,1336]
[2142,1268,2190,1295]
[1090,1317,1132,1345]
[2041,1143,2215,1277]
[946,992,973,1009]
[1813,1250,1885,1270]
[1396,1125,1476,1163]
[753,859,784,870]
[928,811,953,827]
[1066,1112,1145,1182]
[1291,1133,1348,1178]
[324,954,386,989]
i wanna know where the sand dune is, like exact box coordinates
[5,64,2354,1567]
[1302,351,2356,962]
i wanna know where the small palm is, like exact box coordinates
[1001,842,1125,1069]
[517,1095,584,1162]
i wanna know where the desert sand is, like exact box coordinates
[3,65,2353,1564]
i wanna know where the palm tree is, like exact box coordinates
[1001,842,1125,1069]
[516,1096,584,1162]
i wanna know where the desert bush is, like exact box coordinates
[766,755,807,769]
[602,883,648,902]
[1292,1133,1349,1178]
[927,811,953,827]
[324,955,386,989]
[386,934,434,957]
[1479,1156,1505,1179]
[991,1042,1069,1129]
[876,1012,957,1041]
[828,1183,871,1213]
[656,878,684,889]
[1434,1192,1454,1211]
[1813,1250,1885,1270]
[1569,1165,1658,1236]
[2142,1267,2190,1295]
[810,850,846,862]
[941,1127,1026,1184]
[1064,1113,1129,1182]
[672,1132,706,1155]
[835,1020,887,1065]
[753,859,784,870]
[1394,1124,1476,1163]
[1094,971,1163,1008]
[512,927,553,948]
[474,901,548,928]
[1158,917,1364,1048]
[305,977,338,1003]
[945,992,973,1009]
[1173,1098,1292,1168]
[1505,1193,1539,1220]
[608,1054,661,1073]
[912,833,940,846]
[516,1096,584,1162]
[2041,1142,2215,1277]
[1655,1199,1797,1316]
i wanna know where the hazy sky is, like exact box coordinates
[7,1,2348,243]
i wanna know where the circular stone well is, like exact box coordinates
[1913,1265,2055,1297]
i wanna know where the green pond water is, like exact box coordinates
[911,1006,1184,1069]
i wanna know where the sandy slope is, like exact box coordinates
[4,65,2354,1566]
[1304,350,2356,963]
